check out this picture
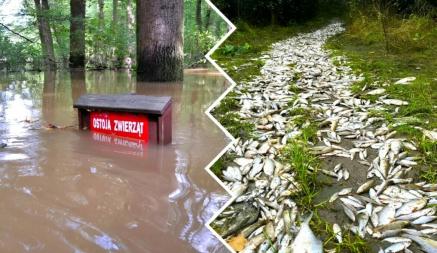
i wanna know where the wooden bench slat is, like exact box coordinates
[73,94,172,115]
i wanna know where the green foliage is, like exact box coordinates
[218,42,251,56]
[184,0,227,67]
[211,92,255,141]
[213,0,319,25]
[210,153,237,176]
[312,210,370,253]
[0,0,227,71]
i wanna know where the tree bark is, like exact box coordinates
[136,0,184,82]
[204,8,211,30]
[95,0,104,66]
[69,0,86,69]
[127,0,134,30]
[98,0,104,31]
[34,0,56,70]
[195,0,202,32]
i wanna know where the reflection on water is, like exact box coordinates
[0,69,230,253]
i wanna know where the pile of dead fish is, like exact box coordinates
[211,23,437,253]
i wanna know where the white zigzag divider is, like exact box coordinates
[202,1,241,252]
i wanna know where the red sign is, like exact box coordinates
[90,111,149,141]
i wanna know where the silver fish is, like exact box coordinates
[402,234,437,253]
[291,213,323,253]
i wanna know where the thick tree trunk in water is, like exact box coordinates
[70,0,86,69]
[195,0,202,32]
[34,0,56,70]
[136,0,184,82]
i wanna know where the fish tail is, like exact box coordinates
[303,212,313,225]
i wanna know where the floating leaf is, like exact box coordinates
[228,234,247,252]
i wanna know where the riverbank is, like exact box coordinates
[209,21,437,252]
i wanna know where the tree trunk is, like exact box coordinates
[112,0,118,31]
[98,0,104,31]
[126,0,135,58]
[34,0,56,70]
[204,8,211,30]
[195,0,202,32]
[127,0,134,30]
[70,0,86,69]
[136,0,184,82]
[95,0,104,67]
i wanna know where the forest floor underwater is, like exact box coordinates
[209,16,437,253]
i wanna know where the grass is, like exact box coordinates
[311,210,370,253]
[326,14,437,182]
[211,90,256,141]
[210,153,237,176]
[281,139,319,209]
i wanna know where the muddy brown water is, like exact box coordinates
[0,69,231,253]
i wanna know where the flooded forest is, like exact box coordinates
[0,0,227,73]
[0,0,233,252]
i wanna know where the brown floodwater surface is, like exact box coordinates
[0,70,231,253]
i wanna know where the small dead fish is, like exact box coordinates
[402,234,437,253]
[383,242,409,252]
[397,208,435,221]
[338,188,353,196]
[357,180,376,194]
[367,88,385,95]
[291,213,323,253]
[342,204,356,222]
[394,77,416,85]
[343,169,350,180]
[263,158,275,176]
[333,163,342,173]
[412,216,437,225]
[383,237,412,244]
[382,99,409,106]
[223,166,242,182]
[378,205,396,226]
[333,223,342,243]
[375,221,410,233]
[395,198,428,217]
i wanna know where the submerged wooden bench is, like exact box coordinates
[73,94,172,144]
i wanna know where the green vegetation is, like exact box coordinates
[0,0,227,71]
[326,12,437,182]
[211,90,256,140]
[312,210,369,253]
[281,139,319,209]
[210,152,237,176]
